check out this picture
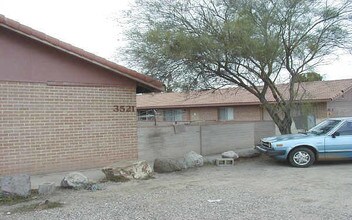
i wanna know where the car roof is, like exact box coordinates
[327,117,352,121]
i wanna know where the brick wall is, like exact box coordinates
[234,106,262,121]
[189,105,262,122]
[154,106,262,122]
[190,107,218,121]
[0,81,137,175]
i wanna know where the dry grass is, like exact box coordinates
[0,189,38,206]
[11,200,63,213]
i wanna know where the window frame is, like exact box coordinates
[163,109,184,122]
[138,109,155,121]
[218,107,234,121]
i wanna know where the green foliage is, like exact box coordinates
[120,0,352,133]
[297,72,323,82]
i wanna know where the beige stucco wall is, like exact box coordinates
[327,89,352,118]
[262,102,327,121]
[261,102,328,134]
[313,102,328,123]
[0,27,135,87]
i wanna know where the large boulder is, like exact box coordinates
[183,151,204,168]
[153,158,183,173]
[236,148,261,158]
[221,151,239,160]
[1,174,31,197]
[102,160,153,181]
[60,172,89,189]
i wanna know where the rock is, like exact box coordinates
[1,174,31,197]
[60,172,89,189]
[221,151,239,160]
[102,160,154,181]
[38,182,56,195]
[236,148,261,158]
[176,158,188,169]
[153,158,183,173]
[85,183,103,191]
[183,151,204,168]
[131,161,154,179]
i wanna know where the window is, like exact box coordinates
[337,122,352,136]
[309,119,341,135]
[219,107,234,121]
[138,110,155,121]
[164,109,183,122]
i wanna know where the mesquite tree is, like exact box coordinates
[121,0,352,134]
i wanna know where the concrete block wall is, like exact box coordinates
[138,121,275,161]
[254,121,276,144]
[201,123,255,155]
[0,81,137,175]
[138,125,201,161]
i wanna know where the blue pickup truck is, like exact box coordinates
[256,117,352,167]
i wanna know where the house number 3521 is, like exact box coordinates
[113,105,136,112]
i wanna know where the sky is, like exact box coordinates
[0,0,351,80]
[0,0,128,60]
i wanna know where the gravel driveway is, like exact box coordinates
[2,156,352,220]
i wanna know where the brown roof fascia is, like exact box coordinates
[0,14,164,92]
[330,83,352,101]
[137,102,261,110]
[137,98,331,110]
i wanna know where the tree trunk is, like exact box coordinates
[263,104,293,134]
[276,117,292,134]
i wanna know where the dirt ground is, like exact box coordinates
[2,156,352,220]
